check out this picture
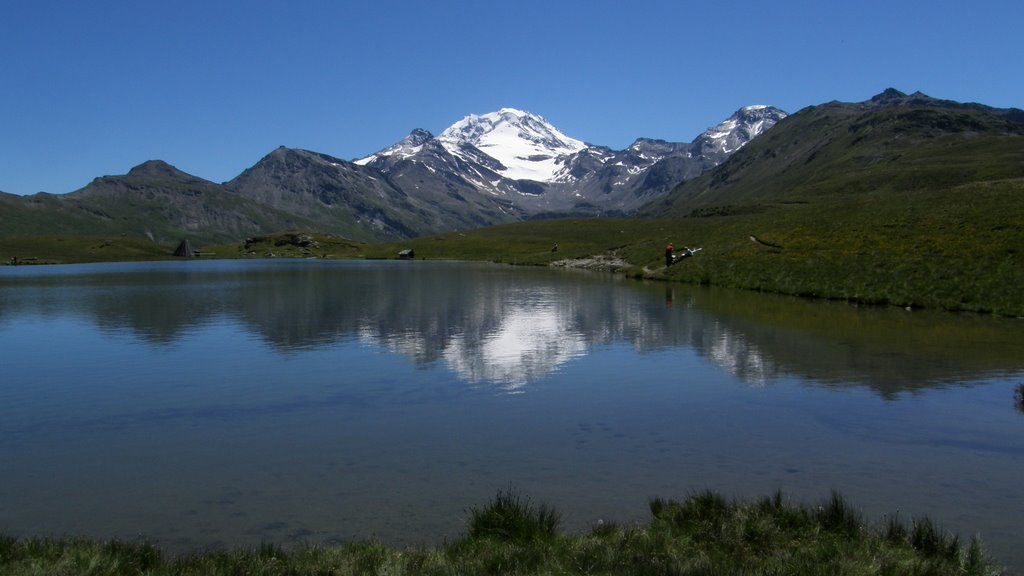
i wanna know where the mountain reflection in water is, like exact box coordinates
[1,259,1022,396]
[3,259,1024,571]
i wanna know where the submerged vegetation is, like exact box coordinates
[0,491,1004,575]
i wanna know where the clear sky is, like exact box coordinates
[2,0,1021,195]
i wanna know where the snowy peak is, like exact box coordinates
[355,128,434,166]
[438,108,584,152]
[403,128,434,146]
[696,105,788,156]
[437,108,587,182]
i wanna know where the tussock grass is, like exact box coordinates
[466,489,562,544]
[0,491,1004,575]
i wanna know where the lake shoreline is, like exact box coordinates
[0,491,1006,575]
[5,207,1024,319]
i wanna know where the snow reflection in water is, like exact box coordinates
[1,259,1023,571]
[447,294,588,390]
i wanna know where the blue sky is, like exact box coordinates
[2,0,1021,195]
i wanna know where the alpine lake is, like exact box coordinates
[1,259,1022,571]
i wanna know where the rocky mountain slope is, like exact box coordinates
[225,145,525,242]
[359,105,787,217]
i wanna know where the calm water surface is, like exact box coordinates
[1,260,1022,568]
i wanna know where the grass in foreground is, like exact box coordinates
[0,490,1004,575]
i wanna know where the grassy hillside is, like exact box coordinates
[643,91,1024,214]
[614,90,1024,316]
[0,192,123,238]
[0,161,327,246]
[0,235,180,265]
[354,177,1021,317]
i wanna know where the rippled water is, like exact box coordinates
[1,259,1022,569]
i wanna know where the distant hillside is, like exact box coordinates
[644,89,1024,216]
[1,160,320,245]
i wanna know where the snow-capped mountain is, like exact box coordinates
[355,128,434,165]
[357,104,786,216]
[436,108,588,182]
[357,108,588,186]
[692,105,786,163]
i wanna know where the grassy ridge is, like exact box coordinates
[0,491,1002,575]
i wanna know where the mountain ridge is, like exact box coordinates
[16,90,1016,247]
[644,88,1024,217]
[0,159,320,244]
[357,104,787,217]
[225,145,521,242]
